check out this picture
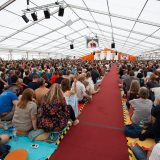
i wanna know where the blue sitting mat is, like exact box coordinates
[9,137,57,160]
[0,129,57,160]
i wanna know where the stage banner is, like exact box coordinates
[87,38,99,48]
[121,55,128,60]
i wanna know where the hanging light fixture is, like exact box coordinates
[31,12,38,21]
[111,42,115,49]
[70,43,74,49]
[22,14,29,23]
[58,5,64,17]
[44,9,50,19]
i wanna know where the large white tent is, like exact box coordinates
[0,0,160,60]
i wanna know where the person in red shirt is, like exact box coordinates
[50,71,59,85]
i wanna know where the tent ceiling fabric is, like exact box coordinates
[0,0,160,57]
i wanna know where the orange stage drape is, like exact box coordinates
[81,53,94,60]
[80,48,137,61]
[128,56,137,61]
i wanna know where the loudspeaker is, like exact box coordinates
[44,10,50,19]
[58,7,64,17]
[70,44,74,49]
[111,42,115,49]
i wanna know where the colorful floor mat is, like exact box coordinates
[0,129,57,160]
[9,136,57,160]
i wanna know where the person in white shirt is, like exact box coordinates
[72,75,92,103]
[149,143,160,160]
[129,142,160,160]
[85,72,99,95]
[105,64,110,72]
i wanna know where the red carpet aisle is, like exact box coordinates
[50,64,129,160]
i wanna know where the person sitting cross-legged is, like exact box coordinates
[0,86,19,121]
[61,78,79,119]
[12,88,37,132]
[129,87,152,125]
[28,75,40,90]
[37,84,79,133]
[72,75,92,104]
[35,78,49,106]
[126,80,140,109]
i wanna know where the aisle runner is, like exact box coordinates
[51,64,129,160]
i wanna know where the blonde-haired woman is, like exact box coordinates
[37,84,78,132]
[12,88,37,132]
[126,80,140,109]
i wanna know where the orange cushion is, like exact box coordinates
[17,130,28,135]
[5,149,28,160]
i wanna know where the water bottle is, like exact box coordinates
[12,125,18,141]
[3,121,8,131]
[139,120,144,128]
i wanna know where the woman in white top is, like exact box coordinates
[149,143,160,160]
[61,78,79,119]
[85,72,99,95]
[72,75,92,103]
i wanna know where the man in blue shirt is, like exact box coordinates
[0,86,18,121]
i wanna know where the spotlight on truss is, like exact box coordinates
[22,14,29,23]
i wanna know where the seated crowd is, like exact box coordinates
[2,58,160,159]
[0,59,109,145]
[119,60,160,160]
